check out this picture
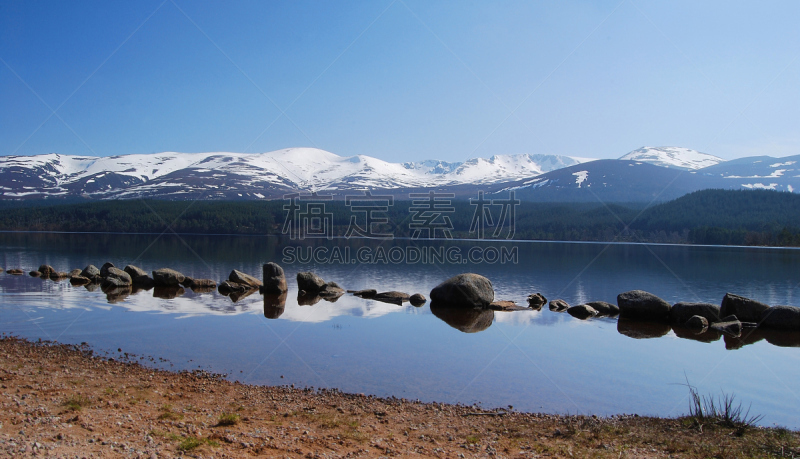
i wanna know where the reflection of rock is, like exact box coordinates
[263,292,288,319]
[298,292,322,306]
[218,281,249,295]
[617,290,671,322]
[297,272,326,293]
[617,318,671,339]
[567,304,598,320]
[319,282,345,299]
[490,301,529,311]
[409,293,426,307]
[190,286,215,294]
[261,262,288,294]
[710,316,742,337]
[152,268,185,287]
[761,328,800,347]
[673,325,721,343]
[527,293,547,310]
[49,272,70,281]
[372,291,409,305]
[131,283,154,294]
[190,279,217,289]
[229,288,256,303]
[684,315,709,331]
[7,269,24,275]
[29,270,42,277]
[430,273,494,308]
[102,285,132,304]
[430,303,494,333]
[670,302,721,325]
[69,276,91,286]
[720,293,770,323]
[153,286,185,299]
[549,299,569,312]
[760,305,800,330]
[84,282,101,292]
[586,301,619,317]
[349,289,377,298]
[724,329,766,350]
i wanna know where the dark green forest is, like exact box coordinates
[0,189,799,246]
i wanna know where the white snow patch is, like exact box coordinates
[620,146,723,170]
[770,161,795,167]
[573,171,588,188]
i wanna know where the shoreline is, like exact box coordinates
[0,336,797,458]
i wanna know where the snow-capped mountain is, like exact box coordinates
[0,149,592,200]
[619,146,724,170]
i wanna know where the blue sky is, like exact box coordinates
[1,0,798,162]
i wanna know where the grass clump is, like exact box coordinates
[216,412,240,426]
[686,382,764,434]
[63,394,90,411]
[157,404,183,421]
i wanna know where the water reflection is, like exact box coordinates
[263,292,287,319]
[430,303,494,333]
[617,318,671,339]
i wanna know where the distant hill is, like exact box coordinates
[1,189,798,247]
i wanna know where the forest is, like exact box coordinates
[0,189,799,247]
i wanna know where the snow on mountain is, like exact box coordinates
[619,146,723,170]
[0,148,591,199]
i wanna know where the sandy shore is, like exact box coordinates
[0,336,797,458]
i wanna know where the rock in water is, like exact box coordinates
[350,289,377,298]
[586,301,619,316]
[710,315,743,337]
[527,293,547,310]
[152,268,185,287]
[68,269,82,278]
[80,265,101,281]
[409,293,427,306]
[261,262,288,294]
[617,290,671,322]
[297,272,327,293]
[549,299,570,312]
[684,315,709,332]
[38,265,55,277]
[99,262,115,278]
[720,293,770,323]
[101,267,132,288]
[229,269,262,289]
[669,302,721,325]
[429,273,494,308]
[567,304,598,320]
[760,305,800,330]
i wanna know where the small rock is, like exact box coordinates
[684,315,709,332]
[409,293,427,306]
[549,299,569,312]
[567,304,598,320]
[526,293,547,310]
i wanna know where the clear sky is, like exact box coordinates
[1,0,798,162]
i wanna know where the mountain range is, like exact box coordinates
[0,146,797,202]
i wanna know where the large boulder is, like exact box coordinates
[152,268,185,287]
[261,263,288,294]
[229,269,262,289]
[429,273,494,308]
[760,305,800,330]
[617,290,671,322]
[124,265,148,281]
[670,302,721,325]
[297,272,326,293]
[720,293,770,323]
[586,301,619,316]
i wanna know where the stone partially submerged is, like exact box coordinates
[261,262,288,294]
[720,293,770,323]
[617,290,671,322]
[759,305,800,331]
[152,268,185,287]
[429,273,494,309]
[669,302,721,325]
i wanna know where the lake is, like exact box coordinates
[1,232,799,428]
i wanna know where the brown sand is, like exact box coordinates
[0,336,797,458]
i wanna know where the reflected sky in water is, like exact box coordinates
[1,233,799,428]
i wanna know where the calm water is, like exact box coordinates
[1,232,799,428]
